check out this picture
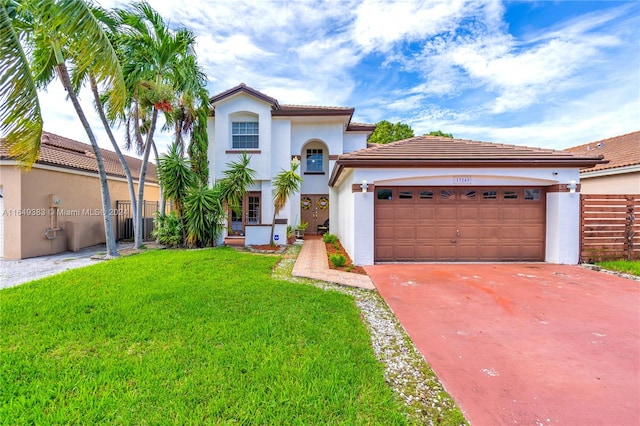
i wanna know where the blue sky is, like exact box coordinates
[40,0,640,153]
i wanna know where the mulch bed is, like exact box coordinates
[325,240,367,275]
[248,244,287,254]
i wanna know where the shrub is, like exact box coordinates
[152,211,183,246]
[184,182,225,247]
[323,233,338,244]
[329,254,347,267]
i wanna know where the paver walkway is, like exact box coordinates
[291,238,375,290]
[0,243,132,290]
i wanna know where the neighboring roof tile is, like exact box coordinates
[563,131,640,173]
[329,135,606,186]
[1,131,157,183]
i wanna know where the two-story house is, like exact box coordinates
[208,83,604,265]
[207,83,374,246]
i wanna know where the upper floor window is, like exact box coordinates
[306,148,323,173]
[232,122,259,149]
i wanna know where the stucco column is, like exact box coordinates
[546,191,581,264]
[353,188,375,265]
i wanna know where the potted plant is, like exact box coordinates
[287,225,296,244]
[295,221,308,239]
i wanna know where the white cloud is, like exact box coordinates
[350,0,490,53]
[28,0,638,156]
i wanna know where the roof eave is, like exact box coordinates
[209,84,280,109]
[329,158,607,187]
[271,108,354,117]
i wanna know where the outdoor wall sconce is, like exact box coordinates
[567,180,577,193]
[361,180,369,193]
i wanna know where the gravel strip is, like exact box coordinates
[273,246,466,425]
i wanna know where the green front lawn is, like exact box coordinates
[1,248,413,424]
[596,259,640,277]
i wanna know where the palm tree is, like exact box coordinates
[115,1,205,249]
[2,0,126,258]
[270,158,303,245]
[218,152,256,214]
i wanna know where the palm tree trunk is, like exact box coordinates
[89,75,138,243]
[134,108,158,249]
[270,210,277,246]
[57,63,118,257]
[151,140,165,216]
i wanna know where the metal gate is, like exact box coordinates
[115,200,163,241]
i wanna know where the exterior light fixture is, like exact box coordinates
[567,180,577,193]
[361,180,369,193]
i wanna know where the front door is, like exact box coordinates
[300,194,329,235]
[229,192,261,236]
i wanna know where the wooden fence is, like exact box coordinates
[580,194,639,262]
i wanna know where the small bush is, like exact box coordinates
[329,254,347,267]
[323,233,338,244]
[152,211,183,246]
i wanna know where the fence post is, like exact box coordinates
[626,196,635,261]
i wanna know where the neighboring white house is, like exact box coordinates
[207,84,604,264]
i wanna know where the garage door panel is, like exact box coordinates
[416,207,436,220]
[522,206,544,221]
[416,227,436,239]
[415,244,436,258]
[437,206,458,220]
[459,226,478,239]
[499,226,521,239]
[458,206,479,220]
[376,206,395,222]
[436,245,457,260]
[521,245,544,260]
[499,245,523,260]
[375,186,545,262]
[376,226,395,240]
[394,206,416,222]
[520,225,543,240]
[395,226,415,240]
[480,207,500,220]
[477,245,500,260]
[375,245,394,261]
[479,226,500,239]
[437,226,457,239]
[457,244,480,260]
[394,245,417,260]
[501,207,521,221]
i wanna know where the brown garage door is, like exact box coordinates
[375,187,546,262]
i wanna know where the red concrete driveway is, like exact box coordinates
[365,264,640,426]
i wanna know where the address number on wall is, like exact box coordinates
[453,177,472,184]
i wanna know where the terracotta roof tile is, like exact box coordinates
[339,135,602,161]
[563,131,640,173]
[209,83,279,107]
[329,135,606,186]
[346,122,376,132]
[1,131,157,183]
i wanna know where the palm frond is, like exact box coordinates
[55,0,125,117]
[0,2,42,166]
